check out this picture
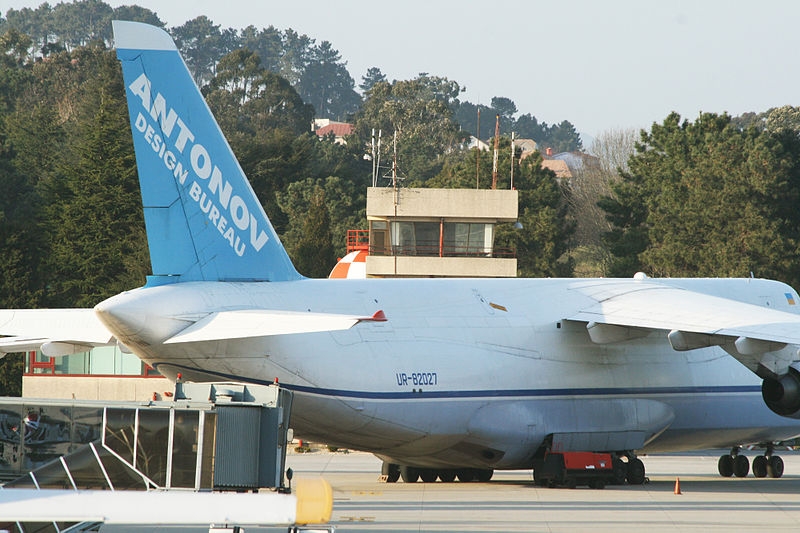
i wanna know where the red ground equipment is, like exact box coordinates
[536,451,615,489]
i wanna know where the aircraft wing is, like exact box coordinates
[163,309,386,344]
[566,282,800,377]
[0,309,115,356]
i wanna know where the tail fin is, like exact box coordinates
[113,21,301,284]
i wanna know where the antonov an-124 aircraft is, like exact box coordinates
[3,21,800,485]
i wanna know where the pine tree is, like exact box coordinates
[601,112,800,285]
[45,50,148,306]
[290,189,336,278]
[359,67,386,93]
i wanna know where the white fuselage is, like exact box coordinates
[95,277,800,469]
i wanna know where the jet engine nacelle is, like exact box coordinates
[762,368,800,417]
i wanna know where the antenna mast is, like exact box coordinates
[392,131,398,188]
[371,129,376,187]
[372,129,382,187]
[510,131,515,190]
[491,114,499,189]
[476,108,480,189]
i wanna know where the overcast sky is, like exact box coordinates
[5,0,800,141]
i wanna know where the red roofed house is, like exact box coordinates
[313,119,354,145]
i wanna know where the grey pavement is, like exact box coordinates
[285,449,800,532]
[99,449,800,532]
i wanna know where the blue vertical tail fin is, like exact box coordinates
[113,20,302,284]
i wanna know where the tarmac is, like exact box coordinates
[98,449,800,532]
[285,449,800,532]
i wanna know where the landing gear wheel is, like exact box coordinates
[626,457,646,485]
[474,469,494,482]
[752,456,768,478]
[382,462,400,483]
[768,455,784,478]
[456,469,475,482]
[733,455,750,477]
[438,469,456,483]
[612,457,627,485]
[420,468,438,482]
[400,465,419,483]
[718,455,733,477]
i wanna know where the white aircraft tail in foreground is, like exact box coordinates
[4,20,800,484]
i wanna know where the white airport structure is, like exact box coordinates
[364,187,518,278]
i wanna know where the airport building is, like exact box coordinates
[22,347,167,401]
[333,187,519,279]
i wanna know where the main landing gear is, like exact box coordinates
[718,445,784,478]
[624,454,647,485]
[382,462,493,483]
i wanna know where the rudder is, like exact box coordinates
[113,20,301,284]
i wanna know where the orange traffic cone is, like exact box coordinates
[674,477,682,495]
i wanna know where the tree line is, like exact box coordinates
[0,1,584,148]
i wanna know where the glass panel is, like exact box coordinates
[468,223,485,254]
[71,407,103,451]
[170,411,199,488]
[53,351,90,375]
[28,458,72,489]
[443,223,467,256]
[371,230,387,255]
[89,346,116,375]
[392,221,414,254]
[22,406,72,473]
[413,222,439,256]
[200,412,216,489]
[105,408,136,464]
[371,220,386,230]
[97,446,147,490]
[121,351,144,375]
[0,406,23,477]
[455,223,469,253]
[135,409,170,486]
[64,444,110,490]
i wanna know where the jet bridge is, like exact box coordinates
[0,383,332,532]
[0,382,293,490]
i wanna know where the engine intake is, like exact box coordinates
[762,368,800,417]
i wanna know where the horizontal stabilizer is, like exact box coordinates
[0,336,49,354]
[0,309,114,354]
[164,309,387,344]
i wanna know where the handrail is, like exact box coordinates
[346,229,370,253]
[370,242,515,258]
